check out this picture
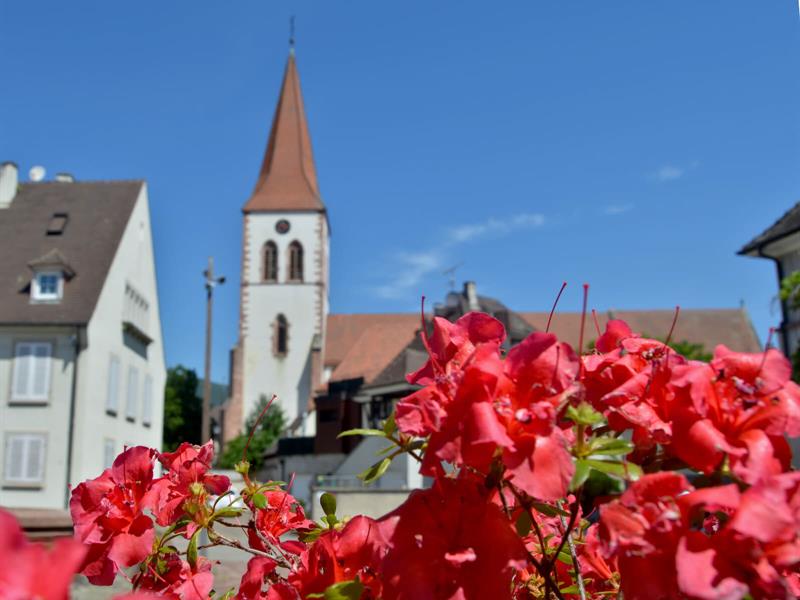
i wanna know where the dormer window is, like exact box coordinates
[27,248,74,304]
[32,271,63,301]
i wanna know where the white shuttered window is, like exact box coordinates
[126,366,139,421]
[12,342,52,401]
[4,434,46,485]
[142,374,153,426]
[106,356,120,414]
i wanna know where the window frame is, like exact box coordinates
[125,365,139,422]
[31,270,63,302]
[10,341,53,403]
[106,355,121,416]
[3,432,47,488]
[103,438,115,470]
[274,314,289,357]
[142,374,153,427]
[263,240,279,282]
[287,241,304,282]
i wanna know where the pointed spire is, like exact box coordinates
[244,52,324,213]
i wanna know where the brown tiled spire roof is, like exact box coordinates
[243,52,324,213]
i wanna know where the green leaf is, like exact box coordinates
[213,506,244,519]
[358,457,392,485]
[531,502,570,518]
[299,527,323,543]
[565,402,604,426]
[588,437,634,456]
[318,579,364,600]
[320,492,337,517]
[584,459,642,481]
[383,413,397,437]
[252,492,267,509]
[187,530,199,569]
[570,459,592,491]
[338,428,386,439]
[515,511,532,537]
[559,584,580,594]
[556,550,573,565]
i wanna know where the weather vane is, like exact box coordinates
[289,16,296,50]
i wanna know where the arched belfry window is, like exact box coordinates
[274,314,289,357]
[288,241,304,282]
[263,241,278,282]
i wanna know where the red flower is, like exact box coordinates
[289,515,386,598]
[599,472,692,599]
[236,556,297,599]
[377,476,527,599]
[145,441,231,529]
[399,318,577,502]
[70,445,157,585]
[497,332,578,500]
[668,346,800,483]
[247,489,314,554]
[0,508,86,600]
[134,552,214,600]
[406,312,506,386]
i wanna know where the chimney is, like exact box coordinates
[54,172,75,183]
[0,162,19,209]
[464,281,480,312]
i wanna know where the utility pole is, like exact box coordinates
[202,257,225,443]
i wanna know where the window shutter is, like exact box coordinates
[106,356,120,413]
[12,344,32,398]
[31,344,51,398]
[5,436,25,480]
[142,375,153,426]
[25,437,44,481]
[126,367,139,420]
[4,434,46,484]
[103,439,115,469]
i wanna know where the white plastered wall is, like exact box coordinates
[0,327,77,508]
[241,211,328,435]
[70,184,166,487]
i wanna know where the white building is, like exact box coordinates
[0,163,166,510]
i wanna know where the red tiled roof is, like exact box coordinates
[329,322,420,384]
[325,313,419,369]
[323,308,762,387]
[243,53,324,213]
[520,308,762,354]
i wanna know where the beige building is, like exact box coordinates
[0,163,166,510]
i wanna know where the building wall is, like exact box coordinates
[309,489,412,522]
[70,184,166,487]
[0,327,78,508]
[239,211,328,436]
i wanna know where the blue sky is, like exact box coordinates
[2,2,799,382]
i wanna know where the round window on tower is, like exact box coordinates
[275,219,291,234]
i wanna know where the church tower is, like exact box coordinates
[226,50,328,442]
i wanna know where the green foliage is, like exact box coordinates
[217,395,285,470]
[780,271,800,309]
[163,365,202,451]
[588,335,712,362]
[668,340,712,362]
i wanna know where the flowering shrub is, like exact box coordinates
[3,302,800,599]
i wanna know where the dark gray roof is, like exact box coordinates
[0,181,142,325]
[740,201,800,255]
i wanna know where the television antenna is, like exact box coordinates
[442,262,463,291]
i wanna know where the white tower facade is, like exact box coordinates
[227,52,328,442]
